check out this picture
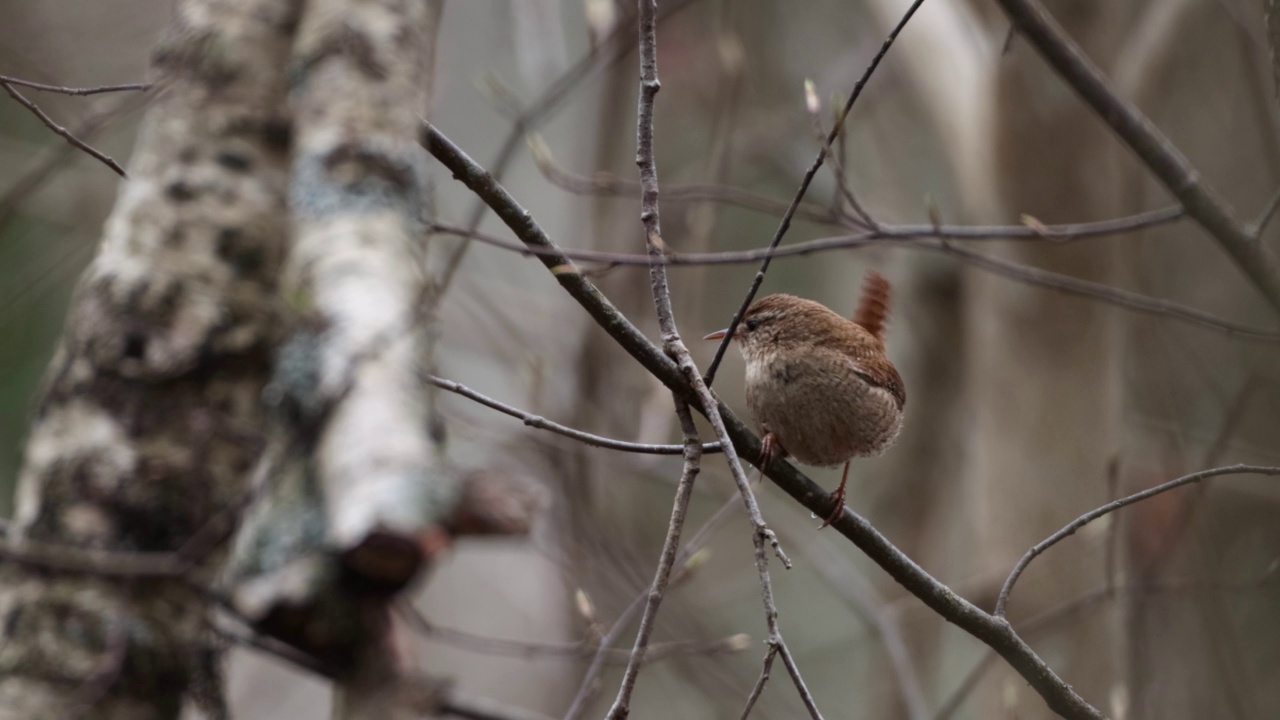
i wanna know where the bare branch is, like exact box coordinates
[430,203,1186,266]
[926,241,1280,341]
[996,0,1280,315]
[559,492,745,720]
[562,593,644,720]
[0,79,127,176]
[704,0,929,386]
[0,94,140,230]
[421,371,722,455]
[995,464,1280,617]
[603,401,702,719]
[804,86,877,230]
[421,122,1107,720]
[937,570,1280,720]
[526,133,846,226]
[405,605,745,663]
[426,213,1280,343]
[738,643,778,720]
[0,75,151,97]
[627,2,815,715]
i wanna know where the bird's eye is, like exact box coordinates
[744,319,759,331]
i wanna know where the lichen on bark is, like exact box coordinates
[0,0,300,717]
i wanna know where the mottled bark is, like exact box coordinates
[0,0,299,717]
[222,0,455,716]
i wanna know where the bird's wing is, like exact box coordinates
[851,355,906,409]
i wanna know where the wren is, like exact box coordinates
[705,273,905,526]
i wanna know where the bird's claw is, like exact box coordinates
[818,485,846,528]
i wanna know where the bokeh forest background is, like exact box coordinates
[2,0,1279,718]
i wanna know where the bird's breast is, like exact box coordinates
[745,353,902,467]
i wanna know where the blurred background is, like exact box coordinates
[2,0,1279,718]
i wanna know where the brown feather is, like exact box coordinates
[853,356,906,409]
[852,272,891,345]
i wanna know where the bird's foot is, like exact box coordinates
[760,431,787,468]
[818,461,851,529]
[818,486,846,528]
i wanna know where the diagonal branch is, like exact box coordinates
[0,78,127,176]
[420,122,1106,720]
[603,400,702,719]
[995,0,1280,315]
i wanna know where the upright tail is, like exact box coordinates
[853,271,891,345]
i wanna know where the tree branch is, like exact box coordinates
[421,372,722,455]
[995,464,1280,617]
[420,121,1107,720]
[0,75,151,97]
[623,3,814,715]
[0,78,127,176]
[426,217,1280,342]
[603,401,702,719]
[995,0,1280,315]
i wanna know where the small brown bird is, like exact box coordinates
[705,273,905,526]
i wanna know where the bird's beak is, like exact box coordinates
[703,328,730,341]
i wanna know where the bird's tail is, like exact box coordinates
[853,271,891,344]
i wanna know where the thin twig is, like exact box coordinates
[628,3,812,716]
[559,491,745,720]
[430,203,1185,264]
[408,608,744,663]
[926,240,1280,341]
[806,87,876,230]
[603,401,703,719]
[776,640,823,718]
[0,75,151,97]
[995,464,1280,617]
[935,570,1280,720]
[562,593,645,720]
[0,94,141,230]
[425,214,1280,342]
[738,643,779,720]
[421,122,1107,720]
[526,136,845,226]
[421,372,722,455]
[1,79,127,176]
[704,0,929,386]
[996,0,1280,314]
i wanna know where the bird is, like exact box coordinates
[704,273,905,526]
